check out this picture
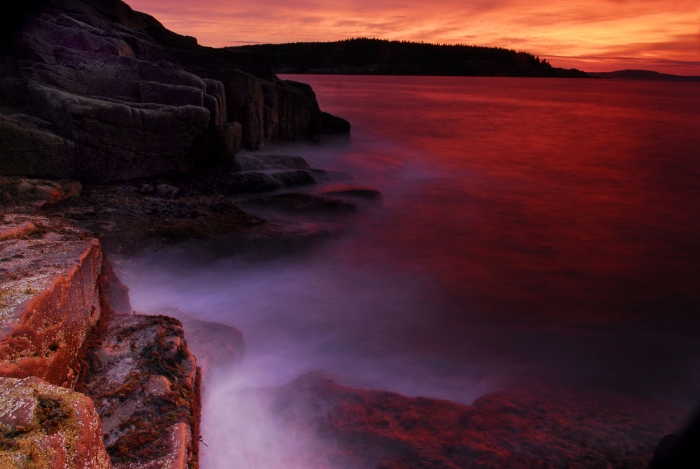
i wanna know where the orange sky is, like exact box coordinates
[128,0,700,75]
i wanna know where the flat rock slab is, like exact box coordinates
[81,314,200,469]
[0,214,103,388]
[0,376,112,469]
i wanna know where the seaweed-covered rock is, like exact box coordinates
[243,371,680,469]
[0,376,112,469]
[80,314,200,469]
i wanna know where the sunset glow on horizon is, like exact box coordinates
[127,0,700,75]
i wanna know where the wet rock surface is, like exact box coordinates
[0,376,112,469]
[247,371,681,469]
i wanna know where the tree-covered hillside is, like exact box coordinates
[230,38,588,78]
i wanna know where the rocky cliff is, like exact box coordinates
[0,0,349,184]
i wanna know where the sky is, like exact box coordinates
[127,0,700,75]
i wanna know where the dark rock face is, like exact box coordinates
[0,0,348,183]
[248,371,681,469]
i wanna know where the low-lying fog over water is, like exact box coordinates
[121,76,700,467]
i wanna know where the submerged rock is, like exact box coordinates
[318,183,383,201]
[233,154,310,172]
[242,192,357,214]
[0,376,112,469]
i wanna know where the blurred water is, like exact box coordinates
[121,76,700,466]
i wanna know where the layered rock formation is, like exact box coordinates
[0,0,348,184]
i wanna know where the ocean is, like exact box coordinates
[120,75,700,467]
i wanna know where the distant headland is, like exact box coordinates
[588,70,700,82]
[229,38,589,78]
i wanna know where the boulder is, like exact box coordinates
[220,121,243,160]
[80,314,200,469]
[220,70,265,150]
[202,79,226,126]
[0,376,112,469]
[272,169,317,188]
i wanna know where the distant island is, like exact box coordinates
[229,38,589,78]
[588,70,700,82]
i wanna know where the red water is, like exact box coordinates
[276,75,700,404]
[294,76,700,323]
